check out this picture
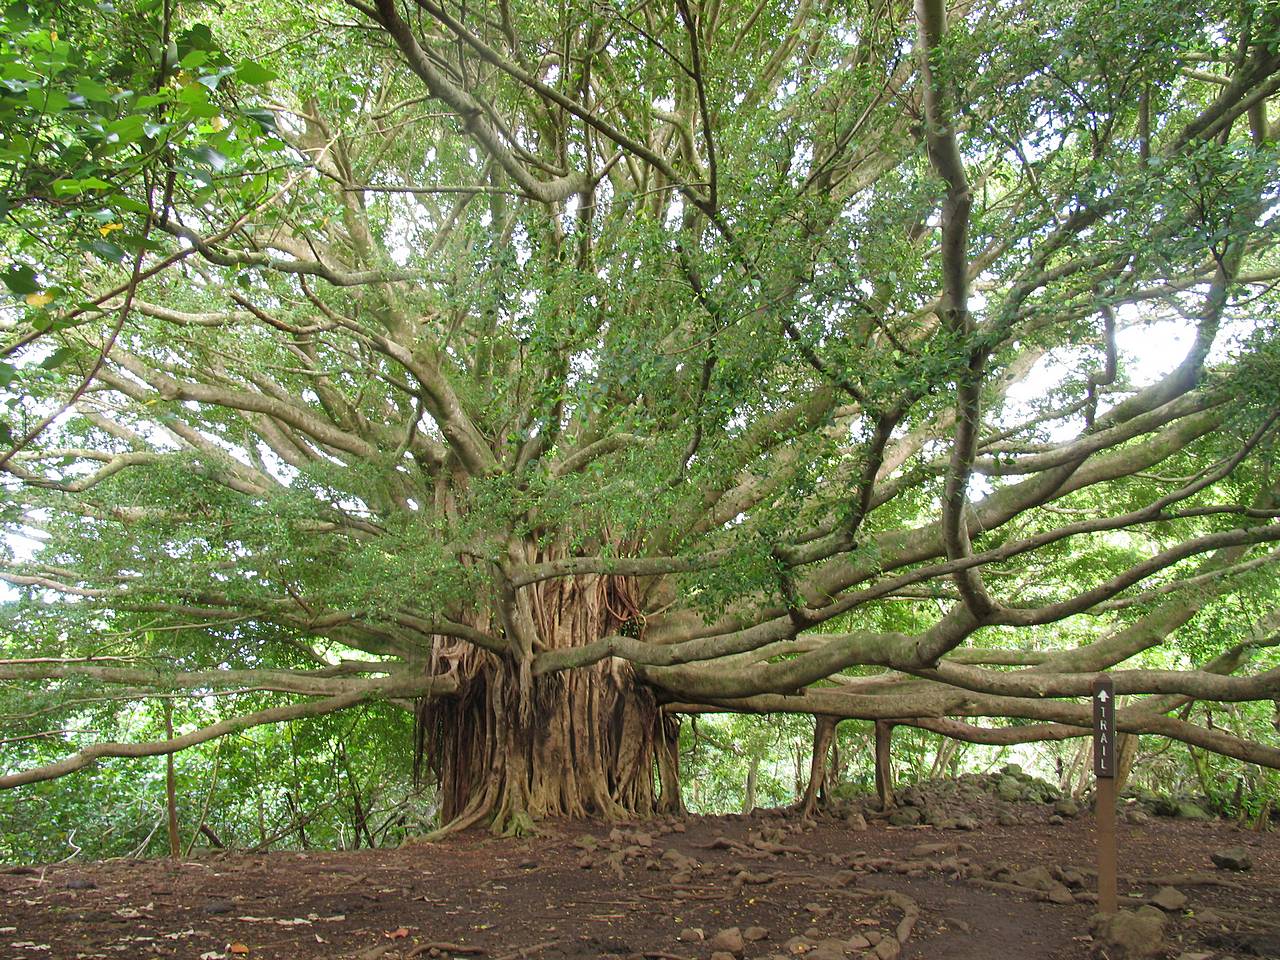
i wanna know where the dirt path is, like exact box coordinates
[1,809,1276,960]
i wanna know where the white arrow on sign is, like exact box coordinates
[1097,689,1110,703]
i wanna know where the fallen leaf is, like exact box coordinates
[24,292,53,307]
[229,944,250,955]
[98,223,123,237]
[384,927,409,939]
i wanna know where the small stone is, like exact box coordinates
[1192,908,1221,925]
[847,934,871,949]
[744,927,770,942]
[671,821,687,832]
[845,812,868,831]
[1046,882,1075,905]
[865,930,882,946]
[1048,815,1065,825]
[804,926,824,939]
[709,926,745,957]
[710,953,737,960]
[202,900,234,915]
[1011,865,1055,891]
[1175,801,1210,820]
[632,831,653,847]
[677,927,704,942]
[805,902,832,918]
[1090,906,1167,959]
[1210,846,1253,871]
[887,807,922,827]
[1151,886,1187,912]
[1054,798,1080,817]
[64,878,97,890]
[807,941,849,960]
[997,810,1019,826]
[874,938,901,960]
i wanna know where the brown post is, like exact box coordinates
[874,721,895,810]
[1093,675,1117,914]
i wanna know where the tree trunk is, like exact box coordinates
[874,720,895,810]
[163,701,180,860]
[743,755,760,814]
[800,716,837,817]
[422,575,663,835]
[655,712,686,816]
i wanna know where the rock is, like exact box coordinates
[846,812,868,831]
[887,807,922,827]
[996,776,1023,802]
[1002,763,1024,776]
[804,926,824,939]
[1210,846,1253,871]
[848,934,871,949]
[1150,886,1187,912]
[1175,802,1210,821]
[710,953,737,960]
[677,927,704,942]
[783,935,812,953]
[1011,865,1055,891]
[997,809,1020,826]
[632,831,653,847]
[1090,906,1167,959]
[1053,798,1080,817]
[64,878,97,890]
[743,927,769,942]
[954,815,978,830]
[808,939,851,960]
[1048,815,1065,825]
[865,931,882,946]
[709,926,745,957]
[910,842,952,858]
[805,902,832,918]
[874,938,901,960]
[1191,908,1221,925]
[202,900,234,915]
[1045,882,1075,905]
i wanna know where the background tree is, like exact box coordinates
[2,0,1280,837]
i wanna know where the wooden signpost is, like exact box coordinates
[1093,674,1117,914]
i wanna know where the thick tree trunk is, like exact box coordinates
[874,720,896,810]
[800,716,837,817]
[422,575,669,835]
[743,755,760,814]
[656,713,686,816]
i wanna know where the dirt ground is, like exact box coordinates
[1,803,1277,960]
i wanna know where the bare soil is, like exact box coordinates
[1,806,1277,960]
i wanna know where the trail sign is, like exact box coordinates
[1092,674,1115,778]
[1093,673,1118,914]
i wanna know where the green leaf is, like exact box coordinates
[191,144,229,171]
[2,265,38,295]
[235,59,277,85]
[41,346,76,369]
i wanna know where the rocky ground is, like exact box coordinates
[1,771,1276,960]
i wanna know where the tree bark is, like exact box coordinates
[655,712,686,815]
[422,575,664,835]
[163,701,180,860]
[800,715,838,817]
[743,755,760,815]
[874,720,896,810]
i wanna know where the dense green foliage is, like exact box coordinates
[2,0,1280,843]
